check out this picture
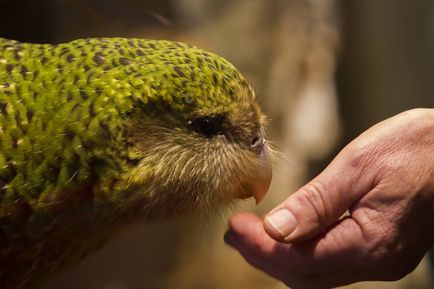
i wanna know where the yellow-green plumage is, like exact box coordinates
[0,37,271,289]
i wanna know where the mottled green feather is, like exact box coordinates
[0,37,250,208]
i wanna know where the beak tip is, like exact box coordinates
[254,193,266,205]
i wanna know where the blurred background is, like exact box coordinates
[1,0,433,288]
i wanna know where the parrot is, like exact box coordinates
[0,37,272,289]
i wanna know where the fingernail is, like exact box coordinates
[265,209,297,238]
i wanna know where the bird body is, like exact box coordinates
[0,37,271,289]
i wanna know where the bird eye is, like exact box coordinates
[190,115,225,138]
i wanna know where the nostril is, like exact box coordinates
[250,134,263,150]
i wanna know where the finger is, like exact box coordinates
[224,230,289,283]
[227,213,370,288]
[228,213,365,272]
[264,147,376,243]
[224,213,293,283]
[225,213,279,262]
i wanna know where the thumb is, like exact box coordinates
[264,149,375,243]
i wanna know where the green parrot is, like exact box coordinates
[0,37,272,289]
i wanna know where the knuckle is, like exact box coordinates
[297,181,329,227]
[347,144,380,173]
[359,225,420,281]
[361,223,397,261]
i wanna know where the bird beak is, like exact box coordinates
[233,143,272,204]
[251,144,272,204]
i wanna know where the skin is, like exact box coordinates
[226,108,434,288]
[0,37,272,289]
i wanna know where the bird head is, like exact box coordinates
[104,39,272,217]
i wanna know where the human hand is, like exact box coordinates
[225,108,434,288]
